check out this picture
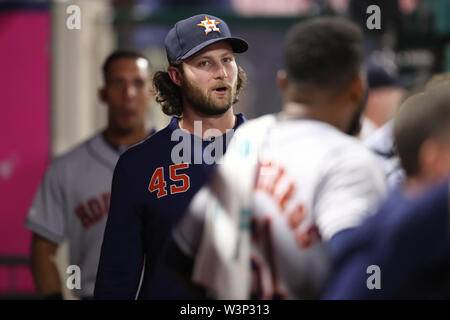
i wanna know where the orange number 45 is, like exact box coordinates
[148,164,190,198]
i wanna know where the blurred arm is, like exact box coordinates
[30,233,63,298]
[94,158,144,299]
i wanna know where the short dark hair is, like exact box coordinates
[153,63,247,116]
[425,72,450,91]
[102,50,151,83]
[284,17,364,91]
[394,86,450,177]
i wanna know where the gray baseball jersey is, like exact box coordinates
[364,120,405,189]
[173,113,387,299]
[25,132,126,298]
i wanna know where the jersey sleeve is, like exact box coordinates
[94,157,144,299]
[24,159,67,244]
[172,187,209,258]
[314,145,387,241]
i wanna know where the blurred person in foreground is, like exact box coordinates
[26,50,155,299]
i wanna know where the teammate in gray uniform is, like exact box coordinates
[363,72,450,190]
[364,120,405,188]
[25,50,154,299]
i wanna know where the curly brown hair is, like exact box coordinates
[153,63,247,116]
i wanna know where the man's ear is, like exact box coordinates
[277,69,288,94]
[347,73,365,106]
[98,87,107,103]
[148,84,155,99]
[168,65,183,87]
[418,138,447,182]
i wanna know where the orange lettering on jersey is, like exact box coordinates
[294,225,321,249]
[254,161,297,212]
[170,163,190,194]
[75,203,94,228]
[148,167,168,198]
[148,165,191,198]
[254,161,285,198]
[278,183,295,211]
[269,166,284,196]
[75,192,110,229]
[88,198,103,219]
[287,204,305,229]
[253,161,268,192]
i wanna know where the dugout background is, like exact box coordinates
[1,0,450,299]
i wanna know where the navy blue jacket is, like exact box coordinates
[325,179,450,299]
[95,114,246,299]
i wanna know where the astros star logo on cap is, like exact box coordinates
[197,16,220,35]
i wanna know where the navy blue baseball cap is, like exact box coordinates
[367,59,412,89]
[164,14,248,63]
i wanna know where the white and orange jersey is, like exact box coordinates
[173,114,386,299]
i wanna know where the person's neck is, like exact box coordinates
[281,101,346,132]
[403,175,442,198]
[103,126,148,148]
[281,101,314,120]
[179,107,236,138]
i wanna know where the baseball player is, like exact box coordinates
[359,60,408,188]
[94,14,248,299]
[25,50,155,299]
[169,17,387,299]
[325,87,450,299]
[363,72,450,190]
[359,60,407,140]
[364,120,405,188]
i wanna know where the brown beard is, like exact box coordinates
[182,76,237,116]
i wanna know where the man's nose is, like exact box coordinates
[124,84,137,99]
[214,64,228,80]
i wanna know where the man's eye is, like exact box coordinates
[223,57,232,63]
[199,61,209,67]
[110,79,124,86]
